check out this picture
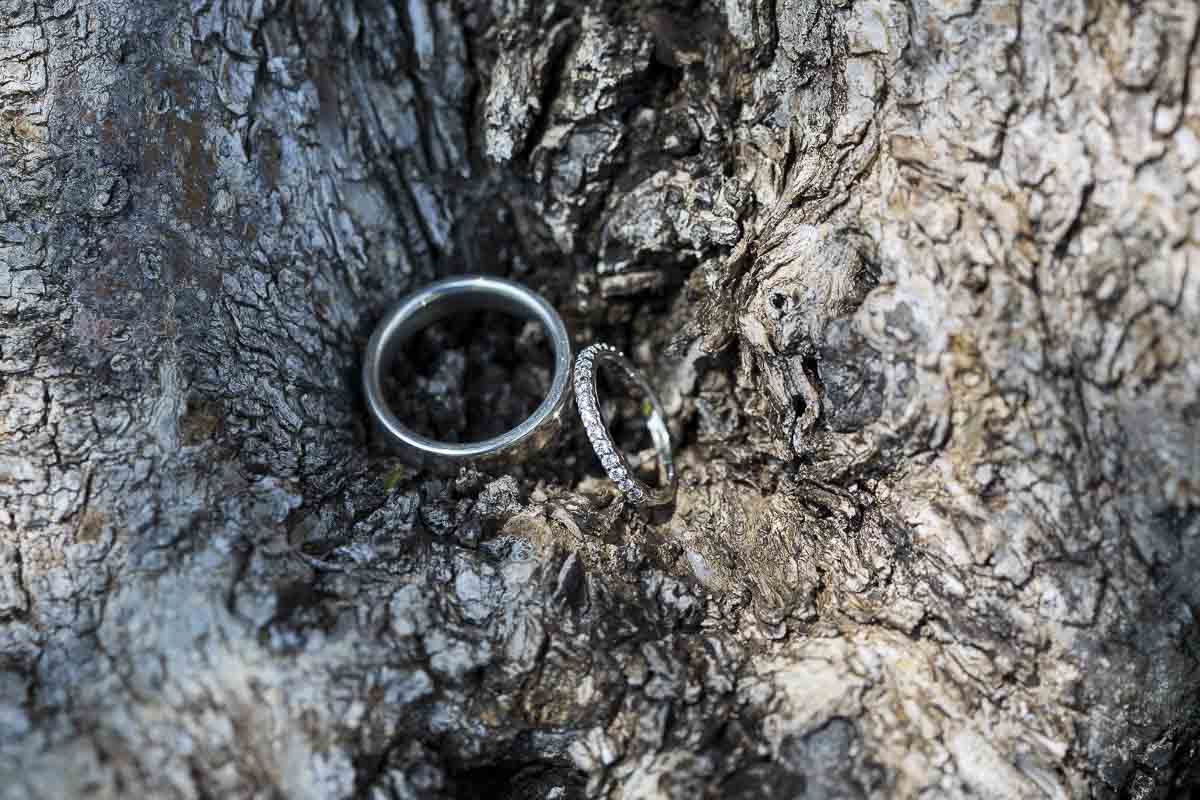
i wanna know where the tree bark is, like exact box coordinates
[1,0,1198,797]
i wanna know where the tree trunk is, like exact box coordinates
[1,0,1198,797]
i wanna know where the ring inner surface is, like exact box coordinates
[594,356,673,490]
[381,294,557,446]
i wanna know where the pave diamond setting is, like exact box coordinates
[574,343,675,508]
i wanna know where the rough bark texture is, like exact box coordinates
[2,0,1199,797]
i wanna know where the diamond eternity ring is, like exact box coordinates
[574,343,677,507]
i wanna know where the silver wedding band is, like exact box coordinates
[362,276,573,468]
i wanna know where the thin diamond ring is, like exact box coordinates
[573,344,677,507]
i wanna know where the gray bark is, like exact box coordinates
[1,0,1198,797]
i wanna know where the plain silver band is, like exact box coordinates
[574,344,677,507]
[362,276,573,468]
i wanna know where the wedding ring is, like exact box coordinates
[574,344,677,507]
[362,276,572,469]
